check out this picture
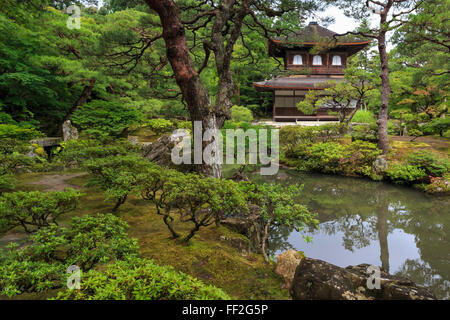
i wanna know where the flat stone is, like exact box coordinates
[30,137,62,147]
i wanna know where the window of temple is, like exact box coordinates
[313,55,322,65]
[332,55,342,66]
[293,55,303,65]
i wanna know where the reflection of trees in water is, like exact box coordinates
[267,224,294,256]
[397,259,450,300]
[261,171,450,299]
[320,217,377,252]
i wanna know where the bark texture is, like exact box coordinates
[146,0,223,177]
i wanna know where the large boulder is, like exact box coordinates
[290,258,436,300]
[142,132,191,169]
[62,120,79,142]
[220,205,265,252]
[372,155,388,175]
[275,250,304,289]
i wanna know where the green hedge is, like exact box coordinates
[55,257,230,300]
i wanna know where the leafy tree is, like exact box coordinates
[0,189,82,233]
[297,51,377,124]
[334,0,426,154]
[71,100,143,137]
[83,155,151,211]
[143,0,328,177]
[241,182,318,262]
[140,167,248,242]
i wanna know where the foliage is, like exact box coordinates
[279,124,345,157]
[351,110,375,123]
[61,214,139,270]
[0,213,139,297]
[240,181,318,261]
[140,165,248,242]
[0,124,41,140]
[406,151,449,177]
[173,119,192,132]
[54,257,229,300]
[294,140,381,178]
[0,242,67,297]
[351,123,379,143]
[424,174,450,194]
[341,140,382,177]
[83,155,152,211]
[385,164,428,185]
[0,139,36,192]
[0,189,82,233]
[422,118,450,137]
[72,100,143,138]
[230,105,253,123]
[146,118,174,135]
[296,142,345,174]
[55,138,140,167]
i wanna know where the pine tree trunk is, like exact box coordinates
[146,0,223,177]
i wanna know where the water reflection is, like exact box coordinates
[252,171,450,299]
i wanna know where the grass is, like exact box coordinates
[6,171,289,300]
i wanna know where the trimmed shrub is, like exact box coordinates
[54,257,230,300]
[295,142,345,173]
[422,118,450,137]
[351,110,375,123]
[294,140,381,177]
[230,105,253,122]
[146,118,174,135]
[385,164,428,185]
[55,139,140,167]
[0,214,139,297]
[342,140,381,176]
[406,151,449,177]
[0,189,82,233]
[0,124,41,140]
[351,123,378,143]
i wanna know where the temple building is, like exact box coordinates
[253,22,370,121]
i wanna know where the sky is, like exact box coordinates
[307,5,394,51]
[311,6,361,34]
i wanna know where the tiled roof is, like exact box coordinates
[272,22,368,44]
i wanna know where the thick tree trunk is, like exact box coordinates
[146,0,223,177]
[377,27,390,154]
[235,70,240,105]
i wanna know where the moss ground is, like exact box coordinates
[7,171,289,300]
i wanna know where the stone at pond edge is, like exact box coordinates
[372,155,388,175]
[290,257,436,300]
[142,132,192,170]
[62,120,79,142]
[220,205,265,253]
[275,249,304,289]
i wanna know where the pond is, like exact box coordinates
[251,170,450,300]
